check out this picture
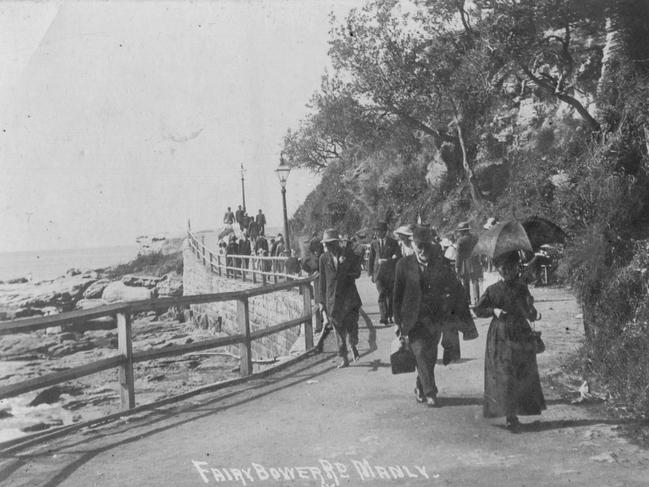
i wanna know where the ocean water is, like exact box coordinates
[0,245,140,282]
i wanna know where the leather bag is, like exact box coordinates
[390,336,417,374]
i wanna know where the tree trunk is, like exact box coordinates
[454,113,483,206]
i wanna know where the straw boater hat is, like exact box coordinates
[395,224,414,237]
[457,221,471,233]
[322,228,340,243]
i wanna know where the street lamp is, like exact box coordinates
[275,155,292,254]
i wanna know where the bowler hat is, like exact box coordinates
[457,221,471,232]
[374,222,388,232]
[322,228,340,243]
[412,225,433,244]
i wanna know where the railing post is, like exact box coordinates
[262,269,267,286]
[237,298,253,376]
[117,312,135,410]
[313,279,322,332]
[217,254,222,276]
[201,236,206,266]
[302,283,314,349]
[209,252,213,272]
[242,256,246,282]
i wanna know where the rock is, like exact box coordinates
[121,274,161,288]
[58,332,76,343]
[146,374,166,382]
[82,279,111,299]
[0,408,13,419]
[46,326,63,335]
[65,268,82,277]
[156,274,183,297]
[14,307,44,318]
[590,452,618,463]
[102,281,156,303]
[29,386,64,406]
[41,306,59,316]
[7,277,28,284]
[22,419,63,432]
[75,298,110,310]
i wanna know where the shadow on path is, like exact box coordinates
[497,417,638,434]
[1,353,343,487]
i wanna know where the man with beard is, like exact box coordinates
[318,228,362,368]
[393,225,475,407]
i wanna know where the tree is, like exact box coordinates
[476,0,606,132]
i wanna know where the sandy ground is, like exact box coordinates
[2,276,649,486]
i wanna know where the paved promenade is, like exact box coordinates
[2,277,649,486]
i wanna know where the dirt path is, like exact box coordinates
[1,276,649,486]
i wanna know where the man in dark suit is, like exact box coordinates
[455,221,482,303]
[368,222,401,324]
[255,209,267,236]
[393,225,474,407]
[318,228,362,368]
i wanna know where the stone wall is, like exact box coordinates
[182,242,306,360]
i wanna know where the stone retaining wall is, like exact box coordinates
[182,242,305,360]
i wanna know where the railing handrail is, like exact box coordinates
[0,275,315,336]
[187,229,301,282]
[0,274,317,401]
[0,228,321,442]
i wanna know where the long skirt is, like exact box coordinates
[484,318,546,418]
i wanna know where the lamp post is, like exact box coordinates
[240,163,247,213]
[275,155,291,254]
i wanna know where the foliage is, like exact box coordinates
[106,251,183,279]
[281,0,649,415]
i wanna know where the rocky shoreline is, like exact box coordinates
[0,241,232,442]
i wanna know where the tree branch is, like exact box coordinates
[520,65,601,132]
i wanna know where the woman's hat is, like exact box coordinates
[322,228,340,243]
[395,224,414,237]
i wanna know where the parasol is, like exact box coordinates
[521,216,567,250]
[471,220,533,260]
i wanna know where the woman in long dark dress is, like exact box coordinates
[473,251,546,431]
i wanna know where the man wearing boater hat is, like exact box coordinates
[368,221,402,324]
[318,228,363,367]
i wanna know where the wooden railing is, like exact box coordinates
[187,230,299,283]
[0,276,317,410]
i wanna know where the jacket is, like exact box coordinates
[318,247,362,322]
[393,253,474,336]
[368,236,401,283]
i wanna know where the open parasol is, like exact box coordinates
[471,220,533,260]
[521,216,567,250]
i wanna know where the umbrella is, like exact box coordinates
[471,220,533,260]
[521,216,567,250]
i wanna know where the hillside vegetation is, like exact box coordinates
[283,0,649,417]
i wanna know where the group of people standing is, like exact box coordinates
[316,220,546,432]
[220,205,291,276]
[223,205,266,240]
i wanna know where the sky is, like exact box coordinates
[0,0,360,253]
